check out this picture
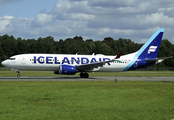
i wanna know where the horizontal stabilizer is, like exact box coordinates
[145,56,173,64]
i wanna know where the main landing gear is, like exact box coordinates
[80,72,89,78]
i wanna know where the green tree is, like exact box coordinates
[43,36,56,53]
[17,37,26,54]
[1,35,17,57]
[94,41,113,55]
[85,39,95,54]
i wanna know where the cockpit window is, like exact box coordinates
[10,58,16,60]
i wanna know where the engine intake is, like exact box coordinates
[54,65,76,75]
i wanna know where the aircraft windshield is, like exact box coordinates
[10,58,16,60]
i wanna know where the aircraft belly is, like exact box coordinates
[11,63,60,71]
[8,64,26,70]
[95,64,127,72]
[26,64,59,71]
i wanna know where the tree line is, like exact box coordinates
[0,34,174,70]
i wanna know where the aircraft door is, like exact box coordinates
[21,57,26,64]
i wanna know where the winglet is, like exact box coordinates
[115,49,123,59]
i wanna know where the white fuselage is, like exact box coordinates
[2,53,136,72]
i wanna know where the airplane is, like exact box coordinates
[1,28,173,78]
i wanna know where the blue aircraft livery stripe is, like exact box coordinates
[122,28,164,71]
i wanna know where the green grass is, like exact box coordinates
[0,69,174,77]
[0,81,173,120]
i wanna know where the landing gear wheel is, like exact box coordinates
[16,71,20,78]
[80,72,89,78]
[80,72,84,78]
[84,73,89,78]
[17,74,20,78]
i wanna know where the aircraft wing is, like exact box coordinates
[145,56,173,63]
[76,50,123,71]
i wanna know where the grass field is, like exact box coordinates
[0,68,174,119]
[0,81,174,120]
[0,67,174,77]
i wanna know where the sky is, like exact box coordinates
[0,0,174,43]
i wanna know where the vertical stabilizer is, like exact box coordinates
[123,28,164,71]
[137,28,164,58]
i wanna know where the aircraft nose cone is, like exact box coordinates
[1,60,9,67]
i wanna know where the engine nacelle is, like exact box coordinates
[54,65,76,75]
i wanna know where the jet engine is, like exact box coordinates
[54,65,76,75]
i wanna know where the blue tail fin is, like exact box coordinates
[123,28,164,71]
[137,28,164,58]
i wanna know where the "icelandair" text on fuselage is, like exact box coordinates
[33,56,111,65]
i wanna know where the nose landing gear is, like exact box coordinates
[11,69,21,78]
[80,72,89,78]
[16,71,20,78]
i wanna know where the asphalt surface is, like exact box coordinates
[0,76,173,81]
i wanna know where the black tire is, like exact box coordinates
[84,73,89,78]
[80,72,89,78]
[80,72,84,78]
[17,74,20,78]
